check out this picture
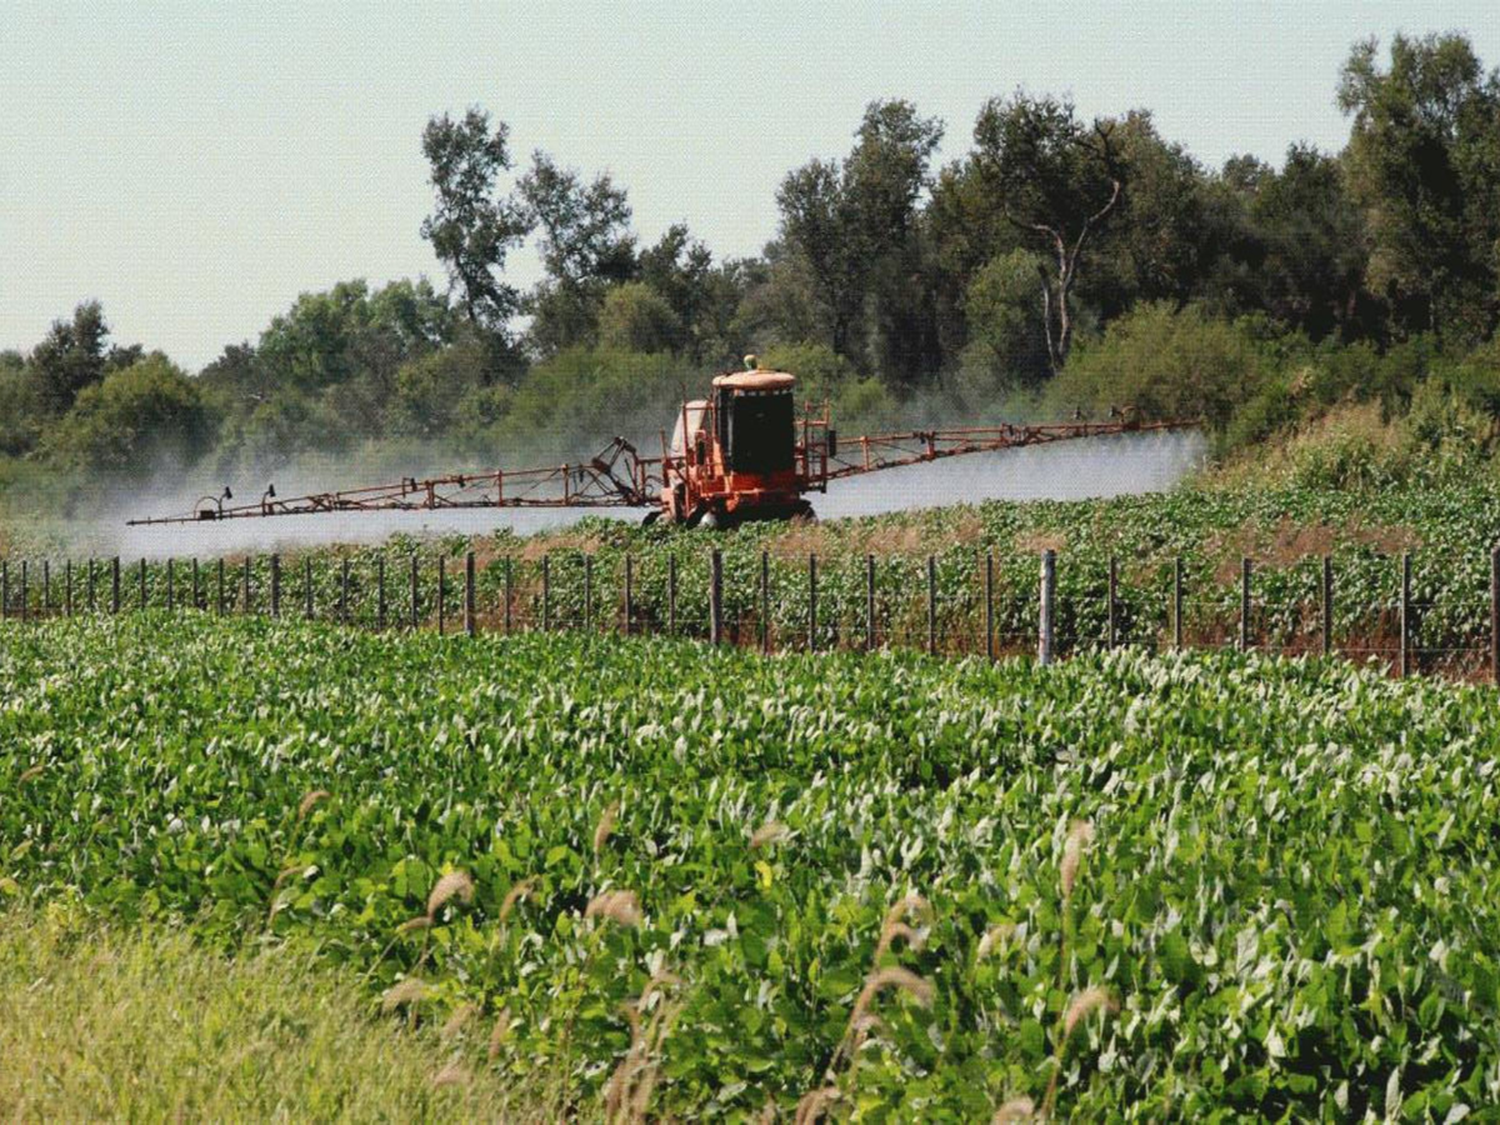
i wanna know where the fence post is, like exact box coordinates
[340,558,350,623]
[1,559,7,620]
[1038,550,1055,666]
[807,552,818,653]
[437,556,446,635]
[65,559,73,618]
[270,554,282,618]
[1173,556,1183,650]
[88,558,96,613]
[303,558,314,621]
[622,554,632,635]
[760,550,770,654]
[1321,555,1333,658]
[541,554,551,631]
[866,554,877,652]
[465,551,476,637]
[42,560,51,615]
[667,554,677,636]
[217,558,225,616]
[20,561,27,624]
[1107,555,1118,649]
[1239,558,1251,651]
[984,552,995,662]
[409,554,419,630]
[927,554,937,656]
[377,555,387,630]
[190,558,199,611]
[243,557,251,615]
[138,558,147,611]
[165,558,174,612]
[1491,544,1500,687]
[112,557,121,615]
[502,556,512,635]
[1399,552,1412,678]
[709,549,724,645]
[583,554,593,631]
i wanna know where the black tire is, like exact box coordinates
[697,509,722,531]
[790,501,817,524]
[641,509,661,527]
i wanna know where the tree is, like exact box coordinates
[1338,33,1500,344]
[42,354,214,475]
[27,301,110,416]
[420,107,531,337]
[974,94,1124,373]
[519,153,636,354]
[775,100,943,375]
[956,248,1052,407]
[597,282,682,353]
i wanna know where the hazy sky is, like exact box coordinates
[3,1,1498,371]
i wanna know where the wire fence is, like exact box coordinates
[2,546,1497,684]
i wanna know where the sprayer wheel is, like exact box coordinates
[641,509,661,527]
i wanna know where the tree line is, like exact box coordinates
[3,31,1499,491]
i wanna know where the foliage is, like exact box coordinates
[4,617,1500,1117]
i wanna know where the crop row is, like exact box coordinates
[3,615,1499,1117]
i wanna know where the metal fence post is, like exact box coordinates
[1173,556,1183,650]
[1107,555,1118,649]
[112,557,121,615]
[1321,555,1333,658]
[410,554,419,630]
[87,558,96,613]
[65,559,73,617]
[243,556,252,615]
[667,554,677,636]
[985,552,995,662]
[437,556,446,635]
[622,554,632,635]
[807,552,818,653]
[465,551,476,637]
[138,558,147,611]
[760,550,770,654]
[191,558,200,611]
[541,554,551,631]
[1400,552,1412,678]
[20,561,27,624]
[42,560,51,615]
[709,549,724,645]
[1038,550,1055,666]
[1239,557,1251,652]
[502,556,511,635]
[377,555,387,630]
[270,554,281,618]
[305,558,315,621]
[866,553,877,652]
[165,558,174,612]
[340,558,350,623]
[216,558,225,616]
[583,554,593,631]
[927,554,937,656]
[1,559,7,621]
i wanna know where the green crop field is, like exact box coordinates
[4,612,1499,1119]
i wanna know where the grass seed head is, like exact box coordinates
[976,922,1016,961]
[750,821,790,849]
[297,789,330,822]
[396,916,433,935]
[992,1097,1036,1123]
[440,1002,475,1042]
[498,877,536,923]
[380,977,430,1014]
[593,800,620,854]
[850,966,935,1030]
[425,871,474,919]
[1063,985,1118,1038]
[18,763,45,784]
[432,1058,469,1088]
[585,889,643,929]
[794,1086,841,1125]
[874,920,923,960]
[1060,819,1095,900]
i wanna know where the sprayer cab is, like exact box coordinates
[659,369,833,527]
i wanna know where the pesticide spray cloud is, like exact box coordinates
[102,428,1207,559]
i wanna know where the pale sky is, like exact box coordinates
[3,1,1498,371]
